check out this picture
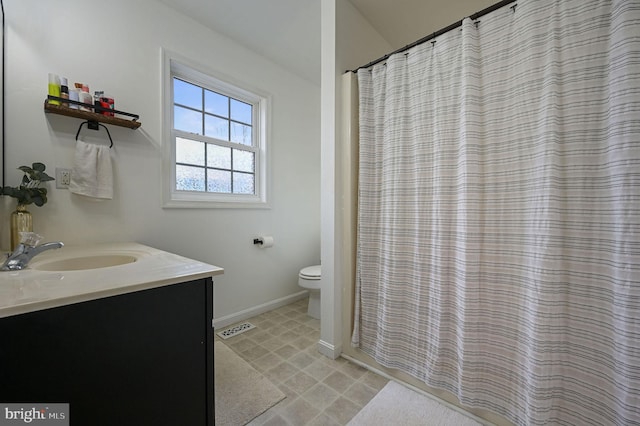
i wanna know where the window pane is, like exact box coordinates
[208,169,231,193]
[205,115,229,140]
[176,165,205,191]
[233,149,254,173]
[230,99,252,124]
[174,78,201,109]
[230,122,252,145]
[205,91,228,117]
[174,106,202,134]
[207,144,231,169]
[176,138,205,166]
[233,172,254,194]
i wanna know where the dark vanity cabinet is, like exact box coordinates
[0,278,214,426]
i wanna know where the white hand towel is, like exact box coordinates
[69,140,113,199]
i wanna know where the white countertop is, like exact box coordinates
[0,242,224,318]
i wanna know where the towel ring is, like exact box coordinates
[75,120,114,148]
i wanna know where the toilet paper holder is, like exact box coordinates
[253,236,274,248]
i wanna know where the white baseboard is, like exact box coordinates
[213,290,309,330]
[318,339,343,360]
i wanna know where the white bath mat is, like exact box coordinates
[348,380,483,426]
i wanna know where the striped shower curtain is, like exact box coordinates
[353,1,640,424]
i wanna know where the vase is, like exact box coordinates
[10,204,33,251]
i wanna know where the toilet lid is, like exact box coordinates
[300,265,321,279]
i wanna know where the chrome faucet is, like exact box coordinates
[1,233,64,271]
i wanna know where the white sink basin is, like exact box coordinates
[0,242,224,319]
[32,254,138,271]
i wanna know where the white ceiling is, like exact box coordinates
[155,0,499,85]
[349,0,499,49]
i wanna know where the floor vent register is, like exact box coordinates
[216,322,256,339]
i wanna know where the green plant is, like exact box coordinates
[1,162,55,207]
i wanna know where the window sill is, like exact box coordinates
[162,191,270,209]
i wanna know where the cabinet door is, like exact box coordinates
[0,278,214,426]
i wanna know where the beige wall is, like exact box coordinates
[2,0,321,324]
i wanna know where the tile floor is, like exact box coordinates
[215,297,389,425]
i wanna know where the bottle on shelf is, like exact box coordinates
[94,90,115,117]
[76,83,93,112]
[60,77,69,107]
[69,88,80,109]
[48,73,61,106]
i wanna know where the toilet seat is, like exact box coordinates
[298,265,321,319]
[299,265,321,280]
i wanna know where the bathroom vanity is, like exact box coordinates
[0,243,223,426]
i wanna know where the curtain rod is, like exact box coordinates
[348,0,517,73]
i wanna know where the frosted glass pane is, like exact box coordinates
[230,122,252,145]
[230,99,251,124]
[207,169,231,193]
[176,165,205,191]
[233,149,254,173]
[176,138,205,166]
[205,115,229,140]
[205,91,228,117]
[207,144,231,169]
[174,106,202,134]
[173,78,201,109]
[233,172,254,194]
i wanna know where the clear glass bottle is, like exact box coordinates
[10,205,33,251]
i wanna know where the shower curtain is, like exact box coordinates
[353,1,640,425]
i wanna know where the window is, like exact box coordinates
[163,51,270,208]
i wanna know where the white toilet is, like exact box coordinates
[298,265,321,319]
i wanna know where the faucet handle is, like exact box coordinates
[19,232,43,248]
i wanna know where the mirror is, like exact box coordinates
[0,0,4,188]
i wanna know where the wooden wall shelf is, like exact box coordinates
[44,97,141,130]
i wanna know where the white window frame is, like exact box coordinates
[162,49,271,208]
